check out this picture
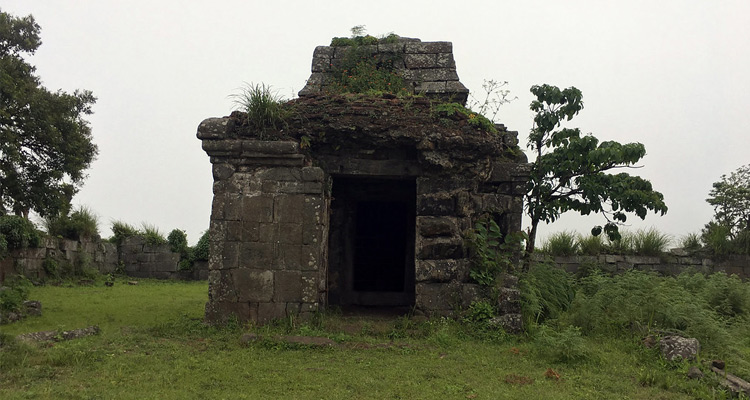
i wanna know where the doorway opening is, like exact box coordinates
[328,177,416,308]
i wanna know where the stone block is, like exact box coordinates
[405,41,452,54]
[257,168,301,182]
[208,270,238,303]
[239,242,274,269]
[212,163,235,181]
[303,196,326,225]
[273,271,303,302]
[221,242,239,270]
[436,53,456,68]
[414,81,446,94]
[224,196,243,221]
[274,195,305,223]
[197,117,235,140]
[312,45,334,59]
[302,224,324,246]
[278,245,303,270]
[241,141,299,155]
[404,53,437,69]
[497,287,521,314]
[258,302,287,323]
[415,283,454,312]
[301,272,318,303]
[418,237,464,260]
[242,220,260,242]
[234,269,274,302]
[461,284,483,308]
[415,259,470,282]
[204,301,256,324]
[419,69,459,82]
[226,221,243,241]
[242,195,274,223]
[417,194,454,216]
[278,223,303,244]
[417,216,458,237]
[300,245,320,271]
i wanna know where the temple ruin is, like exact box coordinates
[197,37,529,324]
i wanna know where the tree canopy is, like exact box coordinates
[0,9,97,217]
[524,84,667,255]
[703,164,750,254]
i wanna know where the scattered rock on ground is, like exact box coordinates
[659,335,700,361]
[712,359,726,370]
[23,300,42,316]
[687,366,704,379]
[17,325,100,343]
[711,365,750,397]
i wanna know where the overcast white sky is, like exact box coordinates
[3,1,749,246]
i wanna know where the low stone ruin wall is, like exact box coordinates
[541,252,750,279]
[0,236,208,283]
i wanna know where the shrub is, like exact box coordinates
[45,205,99,240]
[535,325,590,364]
[167,229,188,255]
[679,232,702,252]
[463,300,496,324]
[0,215,41,250]
[563,270,743,352]
[192,231,210,261]
[231,83,289,137]
[541,231,579,256]
[110,220,140,244]
[42,257,59,278]
[632,228,671,256]
[141,224,167,245]
[465,220,525,286]
[577,233,606,255]
[0,276,31,314]
[701,221,733,255]
[431,102,497,134]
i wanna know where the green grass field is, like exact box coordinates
[0,277,742,399]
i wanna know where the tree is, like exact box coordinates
[0,9,97,217]
[703,164,750,254]
[524,84,667,256]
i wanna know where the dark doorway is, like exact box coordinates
[328,177,416,307]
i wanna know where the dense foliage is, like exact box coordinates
[524,84,667,256]
[0,9,98,217]
[44,205,99,240]
[703,164,750,254]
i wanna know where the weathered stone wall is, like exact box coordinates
[119,236,209,281]
[199,133,328,323]
[413,161,529,316]
[540,252,750,278]
[0,236,208,283]
[0,237,118,283]
[299,38,469,105]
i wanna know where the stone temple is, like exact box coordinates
[197,37,529,324]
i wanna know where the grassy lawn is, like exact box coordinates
[0,278,738,399]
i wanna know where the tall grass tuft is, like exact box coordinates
[141,224,167,245]
[540,231,579,256]
[110,220,140,244]
[632,228,671,256]
[577,234,606,255]
[679,232,702,252]
[606,231,634,255]
[231,83,289,137]
[45,206,100,240]
[520,262,575,327]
